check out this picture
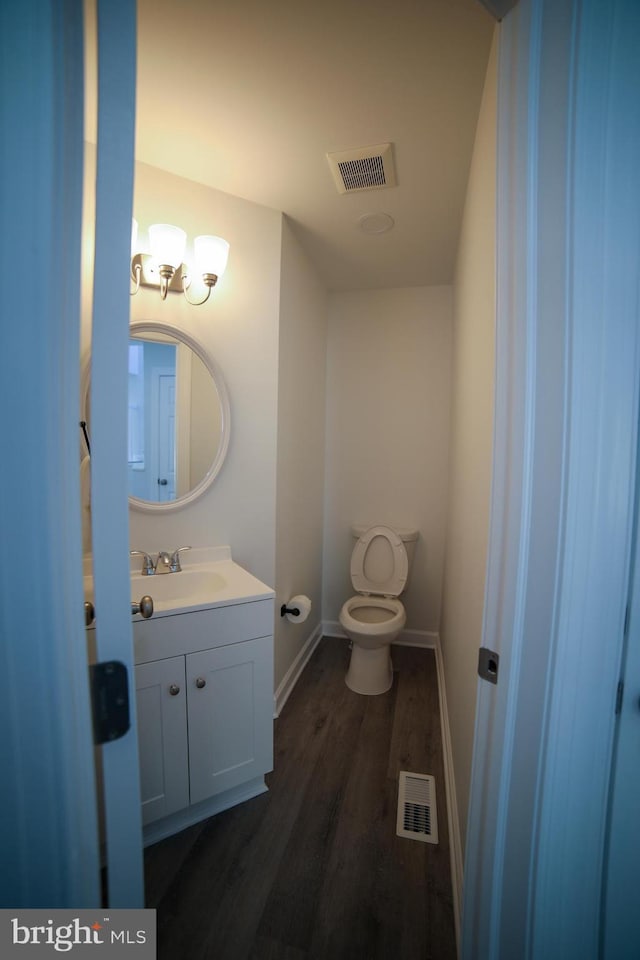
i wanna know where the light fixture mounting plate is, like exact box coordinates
[131,253,186,294]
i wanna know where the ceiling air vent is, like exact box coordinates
[327,142,396,194]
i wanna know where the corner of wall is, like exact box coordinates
[274,222,328,690]
[439,27,498,859]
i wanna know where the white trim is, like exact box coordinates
[395,629,438,648]
[434,638,463,957]
[274,621,324,717]
[322,620,438,648]
[90,0,143,907]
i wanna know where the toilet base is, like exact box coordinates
[345,642,393,696]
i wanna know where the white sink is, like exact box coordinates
[84,547,274,620]
[131,568,226,607]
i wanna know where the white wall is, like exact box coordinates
[83,151,328,695]
[128,163,282,587]
[323,286,453,632]
[439,31,497,852]
[274,218,328,688]
[81,149,282,589]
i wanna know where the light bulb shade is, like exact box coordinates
[194,235,230,279]
[131,218,138,255]
[148,223,187,268]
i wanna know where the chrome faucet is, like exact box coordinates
[130,550,155,576]
[130,546,191,575]
[154,551,172,574]
[169,546,191,572]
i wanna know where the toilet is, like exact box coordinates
[339,524,418,695]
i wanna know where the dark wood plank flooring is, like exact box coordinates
[145,637,456,960]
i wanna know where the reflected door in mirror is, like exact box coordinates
[127,335,222,505]
[128,339,177,501]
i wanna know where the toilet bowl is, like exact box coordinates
[339,524,417,695]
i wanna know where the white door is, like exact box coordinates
[0,0,101,907]
[462,1,640,956]
[88,0,144,906]
[0,0,141,908]
[154,370,176,500]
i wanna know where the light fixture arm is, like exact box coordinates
[130,259,142,296]
[157,264,176,301]
[181,271,218,306]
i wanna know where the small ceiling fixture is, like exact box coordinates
[130,220,230,305]
[358,212,395,235]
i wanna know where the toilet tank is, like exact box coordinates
[351,524,419,583]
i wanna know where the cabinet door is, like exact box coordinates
[186,637,273,804]
[135,657,190,825]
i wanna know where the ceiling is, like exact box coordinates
[130,0,494,292]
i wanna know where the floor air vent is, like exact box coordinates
[396,771,438,844]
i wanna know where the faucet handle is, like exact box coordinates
[170,546,191,572]
[130,550,155,576]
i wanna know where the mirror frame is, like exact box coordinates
[81,321,231,513]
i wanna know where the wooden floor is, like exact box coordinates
[145,637,457,960]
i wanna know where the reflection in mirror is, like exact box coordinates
[127,333,223,503]
[124,323,230,511]
[81,322,230,513]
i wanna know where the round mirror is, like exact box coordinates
[82,322,231,512]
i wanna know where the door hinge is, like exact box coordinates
[615,680,624,715]
[89,661,130,745]
[478,647,500,685]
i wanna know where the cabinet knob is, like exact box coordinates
[131,595,154,619]
[195,677,206,689]
[168,684,180,696]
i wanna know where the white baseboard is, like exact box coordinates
[395,629,438,648]
[273,620,323,718]
[434,638,463,958]
[321,620,437,649]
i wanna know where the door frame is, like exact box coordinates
[463,0,640,956]
[89,0,143,907]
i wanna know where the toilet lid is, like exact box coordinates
[350,525,408,597]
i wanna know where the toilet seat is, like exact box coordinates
[350,525,408,597]
[340,595,405,640]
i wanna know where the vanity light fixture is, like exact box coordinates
[130,220,230,305]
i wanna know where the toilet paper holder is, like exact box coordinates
[280,594,312,623]
[280,603,300,617]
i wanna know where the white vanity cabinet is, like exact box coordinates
[133,594,274,845]
[185,638,272,803]
[136,656,189,824]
